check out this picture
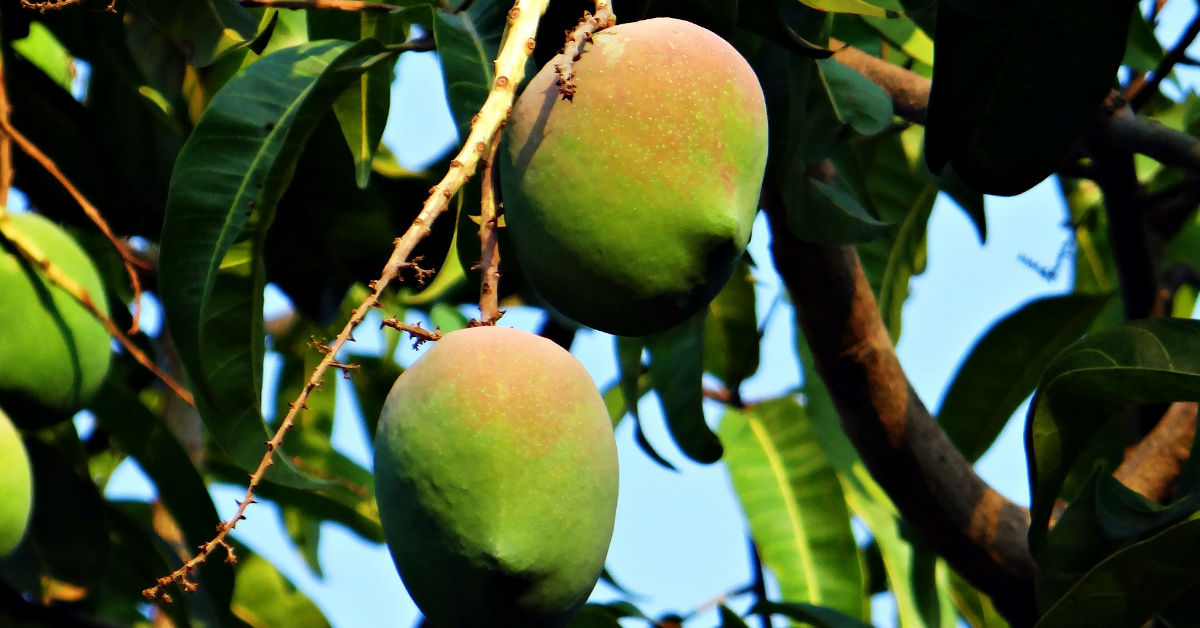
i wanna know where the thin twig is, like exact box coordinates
[19,0,113,12]
[142,0,552,602]
[238,0,407,11]
[554,1,616,100]
[0,55,12,207]
[380,317,443,349]
[0,212,194,405]
[473,128,504,326]
[1130,10,1200,110]
[0,117,147,334]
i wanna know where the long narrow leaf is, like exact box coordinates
[160,40,389,487]
[720,397,866,618]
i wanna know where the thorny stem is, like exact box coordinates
[19,0,114,12]
[0,116,148,334]
[474,129,504,326]
[143,0,561,602]
[380,317,444,349]
[554,2,616,100]
[0,211,194,405]
[238,0,408,12]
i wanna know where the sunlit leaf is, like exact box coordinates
[232,550,331,627]
[720,398,866,618]
[124,0,258,67]
[798,0,905,18]
[433,0,507,137]
[704,260,760,391]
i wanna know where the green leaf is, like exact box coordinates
[925,0,1136,195]
[159,39,390,488]
[1038,469,1200,609]
[798,0,906,18]
[798,337,947,627]
[704,260,760,391]
[719,398,866,618]
[124,0,259,67]
[940,294,1110,462]
[1036,517,1200,627]
[89,381,235,617]
[853,126,939,339]
[788,176,891,244]
[751,600,875,628]
[232,550,331,627]
[308,3,405,187]
[433,0,507,138]
[1026,318,1200,553]
[565,601,649,628]
[946,567,1010,628]
[12,23,74,92]
[720,605,752,628]
[863,15,934,65]
[647,313,724,464]
[1122,8,1164,72]
[816,57,894,136]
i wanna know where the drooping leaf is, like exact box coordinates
[704,260,761,392]
[432,0,507,137]
[751,600,875,628]
[719,605,752,628]
[852,126,938,339]
[1037,469,1200,610]
[159,39,390,488]
[1036,517,1200,627]
[565,601,650,628]
[815,57,894,136]
[787,175,891,244]
[940,294,1110,462]
[124,0,259,67]
[925,0,1136,195]
[647,313,724,464]
[798,337,951,627]
[89,381,235,617]
[1026,318,1200,553]
[719,397,866,618]
[1122,8,1163,72]
[308,3,405,186]
[798,0,905,18]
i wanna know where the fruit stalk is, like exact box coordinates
[475,128,504,325]
[143,0,555,602]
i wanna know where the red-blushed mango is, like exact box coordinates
[0,406,33,556]
[0,212,111,420]
[500,18,768,336]
[373,326,618,627]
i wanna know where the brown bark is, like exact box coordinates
[1115,402,1199,502]
[764,199,1038,625]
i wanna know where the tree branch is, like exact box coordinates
[237,0,408,12]
[829,38,928,124]
[763,190,1038,625]
[1114,402,1198,502]
[1129,10,1200,110]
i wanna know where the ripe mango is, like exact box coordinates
[500,17,768,336]
[0,212,111,419]
[374,326,619,627]
[0,406,33,556]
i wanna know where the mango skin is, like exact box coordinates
[0,212,111,417]
[500,18,768,336]
[0,406,33,556]
[374,326,619,627]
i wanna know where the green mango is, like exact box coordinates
[0,212,111,420]
[0,405,33,556]
[500,17,768,337]
[374,326,618,627]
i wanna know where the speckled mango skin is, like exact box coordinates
[0,406,33,557]
[373,326,618,627]
[501,18,768,336]
[0,213,111,417]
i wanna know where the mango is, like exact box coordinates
[0,212,111,418]
[373,326,618,627]
[500,17,768,336]
[0,406,33,556]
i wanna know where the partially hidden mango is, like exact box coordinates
[0,212,111,419]
[374,326,618,627]
[0,405,33,556]
[500,17,768,336]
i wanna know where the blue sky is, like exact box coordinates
[96,3,1200,626]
